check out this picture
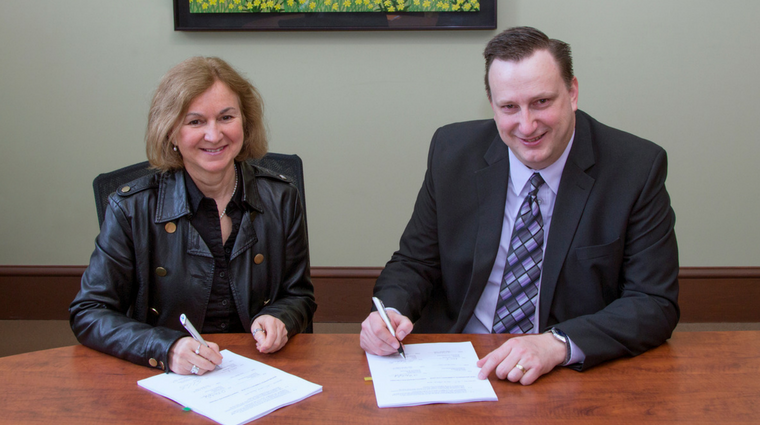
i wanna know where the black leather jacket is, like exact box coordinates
[70,161,315,371]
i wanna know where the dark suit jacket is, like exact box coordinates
[374,110,679,370]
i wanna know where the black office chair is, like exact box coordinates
[92,152,312,333]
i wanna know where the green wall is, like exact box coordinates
[1,1,758,266]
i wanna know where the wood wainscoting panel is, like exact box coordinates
[1,266,758,324]
[0,266,84,320]
[312,267,380,323]
[678,267,760,322]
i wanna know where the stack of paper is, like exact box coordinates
[366,341,498,408]
[138,350,321,425]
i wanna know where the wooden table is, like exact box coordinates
[1,332,759,424]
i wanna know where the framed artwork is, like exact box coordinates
[174,0,496,31]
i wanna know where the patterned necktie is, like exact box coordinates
[493,172,545,334]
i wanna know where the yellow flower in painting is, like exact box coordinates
[463,3,471,10]
[452,4,460,10]
[254,0,261,5]
[299,0,306,4]
[287,0,294,5]
[422,0,430,7]
[384,0,391,6]
[374,0,381,4]
[332,2,339,9]
[229,2,235,8]
[209,0,217,5]
[267,0,274,7]
[325,0,331,4]
[309,1,316,8]
[413,0,420,5]
[202,2,209,9]
[388,6,395,11]
[343,0,351,6]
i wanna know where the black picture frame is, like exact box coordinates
[174,0,495,31]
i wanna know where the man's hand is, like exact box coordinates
[476,333,566,385]
[360,310,413,356]
[251,315,288,353]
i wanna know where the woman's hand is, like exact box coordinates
[251,315,288,353]
[168,336,223,375]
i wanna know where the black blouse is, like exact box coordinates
[184,166,246,333]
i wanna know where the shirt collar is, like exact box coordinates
[507,130,575,195]
[183,164,244,215]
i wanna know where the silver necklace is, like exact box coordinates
[219,165,238,219]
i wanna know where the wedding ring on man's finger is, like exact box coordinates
[514,364,526,374]
[252,328,266,337]
[191,364,200,375]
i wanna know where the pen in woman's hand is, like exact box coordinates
[180,314,209,347]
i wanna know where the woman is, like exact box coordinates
[70,57,315,375]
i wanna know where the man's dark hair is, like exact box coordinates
[483,26,574,99]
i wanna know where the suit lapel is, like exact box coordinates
[539,111,596,329]
[454,134,510,331]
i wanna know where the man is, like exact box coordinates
[360,26,679,385]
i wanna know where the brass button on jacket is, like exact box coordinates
[155,267,167,277]
[164,222,177,233]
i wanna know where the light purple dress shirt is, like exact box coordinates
[463,132,585,366]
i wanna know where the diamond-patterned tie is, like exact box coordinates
[493,172,545,334]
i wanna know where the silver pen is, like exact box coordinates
[372,297,406,359]
[180,314,209,348]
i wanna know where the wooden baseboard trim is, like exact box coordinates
[1,266,758,323]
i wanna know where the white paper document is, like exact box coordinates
[138,350,322,425]
[366,341,498,408]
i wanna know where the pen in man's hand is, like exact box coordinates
[372,297,406,359]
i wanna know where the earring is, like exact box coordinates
[172,145,178,152]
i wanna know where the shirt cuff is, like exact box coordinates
[385,307,402,316]
[566,335,586,366]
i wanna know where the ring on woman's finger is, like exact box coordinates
[191,364,200,375]
[514,364,526,374]
[195,343,202,355]
[252,328,266,337]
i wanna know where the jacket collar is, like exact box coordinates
[538,110,597,329]
[154,161,264,223]
[455,128,511,331]
[239,161,265,214]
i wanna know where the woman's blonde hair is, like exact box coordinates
[145,57,267,171]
